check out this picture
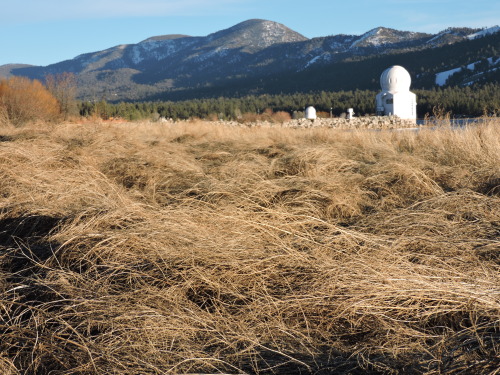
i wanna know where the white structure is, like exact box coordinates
[376,65,417,123]
[347,108,354,120]
[305,106,317,120]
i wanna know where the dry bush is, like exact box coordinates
[45,73,78,119]
[239,109,291,124]
[239,112,260,123]
[0,119,499,374]
[316,111,330,118]
[0,77,60,126]
[271,111,292,123]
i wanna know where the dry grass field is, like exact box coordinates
[0,118,499,374]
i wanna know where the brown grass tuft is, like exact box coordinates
[0,119,499,374]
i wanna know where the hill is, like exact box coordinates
[1,19,499,101]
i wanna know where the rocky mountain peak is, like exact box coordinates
[205,19,308,52]
[351,27,430,48]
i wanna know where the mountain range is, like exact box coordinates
[1,19,499,101]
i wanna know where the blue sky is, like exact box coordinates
[2,0,499,66]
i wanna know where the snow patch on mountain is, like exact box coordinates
[300,54,333,70]
[435,57,500,86]
[193,48,231,62]
[130,38,197,64]
[350,28,382,48]
[427,31,453,44]
[467,26,500,39]
[435,67,465,86]
[304,55,321,69]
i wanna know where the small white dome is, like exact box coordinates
[380,65,411,92]
[305,106,317,119]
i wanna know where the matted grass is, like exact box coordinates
[0,119,499,374]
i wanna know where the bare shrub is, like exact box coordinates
[271,110,292,123]
[316,110,330,118]
[238,111,260,123]
[0,77,60,126]
[45,72,78,119]
[239,109,291,124]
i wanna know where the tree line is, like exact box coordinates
[1,74,498,126]
[79,84,500,121]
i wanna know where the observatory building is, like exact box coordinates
[305,106,317,120]
[376,65,417,123]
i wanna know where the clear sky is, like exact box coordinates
[1,0,499,66]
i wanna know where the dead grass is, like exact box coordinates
[0,119,499,374]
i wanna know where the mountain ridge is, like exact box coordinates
[1,19,498,101]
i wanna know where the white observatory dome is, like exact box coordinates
[305,106,317,120]
[380,65,411,93]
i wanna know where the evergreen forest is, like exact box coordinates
[79,83,500,121]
